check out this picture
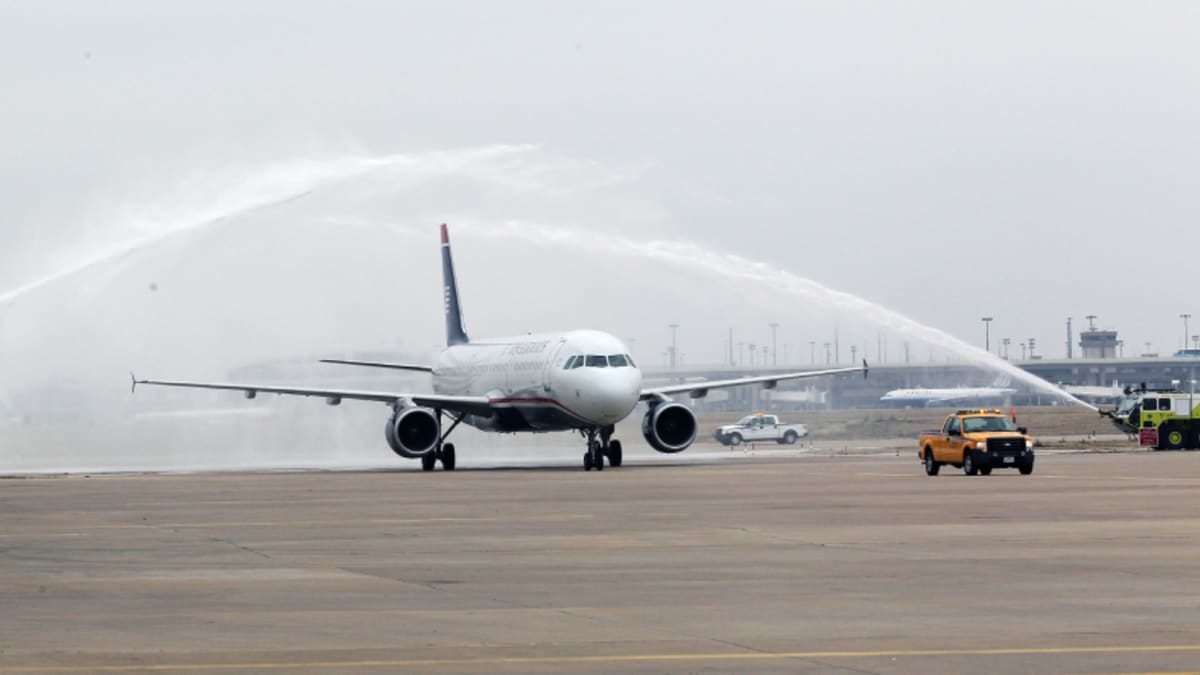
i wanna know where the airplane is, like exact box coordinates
[1059,380,1125,404]
[879,376,1015,408]
[132,224,867,472]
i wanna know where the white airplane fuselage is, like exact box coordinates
[432,329,642,432]
[880,386,1016,407]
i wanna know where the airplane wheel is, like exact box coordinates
[421,453,437,471]
[441,443,456,471]
[607,440,623,467]
[589,440,604,471]
[583,451,593,471]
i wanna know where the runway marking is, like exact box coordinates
[150,514,593,529]
[4,644,1200,671]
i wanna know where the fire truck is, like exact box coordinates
[1103,386,1200,450]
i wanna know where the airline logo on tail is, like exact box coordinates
[441,223,469,346]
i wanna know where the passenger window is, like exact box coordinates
[608,354,628,368]
[585,355,608,368]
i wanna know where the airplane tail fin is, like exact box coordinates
[441,224,470,346]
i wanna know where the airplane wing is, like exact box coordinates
[319,359,433,373]
[131,375,494,417]
[640,361,867,401]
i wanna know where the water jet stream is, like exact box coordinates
[0,146,531,308]
[455,220,1098,411]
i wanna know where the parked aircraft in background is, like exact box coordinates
[880,376,1015,407]
[134,225,867,472]
[1059,380,1125,404]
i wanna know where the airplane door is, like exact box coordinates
[543,339,567,392]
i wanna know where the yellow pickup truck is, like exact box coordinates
[918,409,1035,476]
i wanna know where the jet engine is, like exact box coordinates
[641,401,697,453]
[384,405,440,458]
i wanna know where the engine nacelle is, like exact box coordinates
[641,401,697,454]
[384,405,440,458]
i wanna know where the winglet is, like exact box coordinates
[130,372,137,394]
[863,359,869,379]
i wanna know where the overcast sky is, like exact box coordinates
[3,1,1199,383]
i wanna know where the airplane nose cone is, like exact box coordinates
[589,370,641,424]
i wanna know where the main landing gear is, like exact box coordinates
[422,411,462,472]
[582,426,624,471]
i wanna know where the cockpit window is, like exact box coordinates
[608,354,629,367]
[625,354,637,368]
[585,355,608,368]
[563,355,579,370]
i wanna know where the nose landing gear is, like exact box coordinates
[582,426,623,471]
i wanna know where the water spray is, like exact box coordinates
[456,220,1099,412]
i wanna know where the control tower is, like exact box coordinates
[1079,329,1119,359]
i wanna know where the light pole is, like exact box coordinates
[823,342,831,365]
[981,317,993,353]
[1028,337,1037,359]
[850,345,858,364]
[1020,341,1027,360]
[668,323,679,369]
[1001,337,1011,360]
[769,322,779,367]
[1182,313,1192,350]
[809,341,816,365]
[749,344,757,369]
[1065,317,1072,359]
[737,341,745,367]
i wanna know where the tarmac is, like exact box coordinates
[3,448,1200,673]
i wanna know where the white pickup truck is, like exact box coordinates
[713,414,809,446]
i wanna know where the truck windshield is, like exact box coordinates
[962,416,1018,433]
